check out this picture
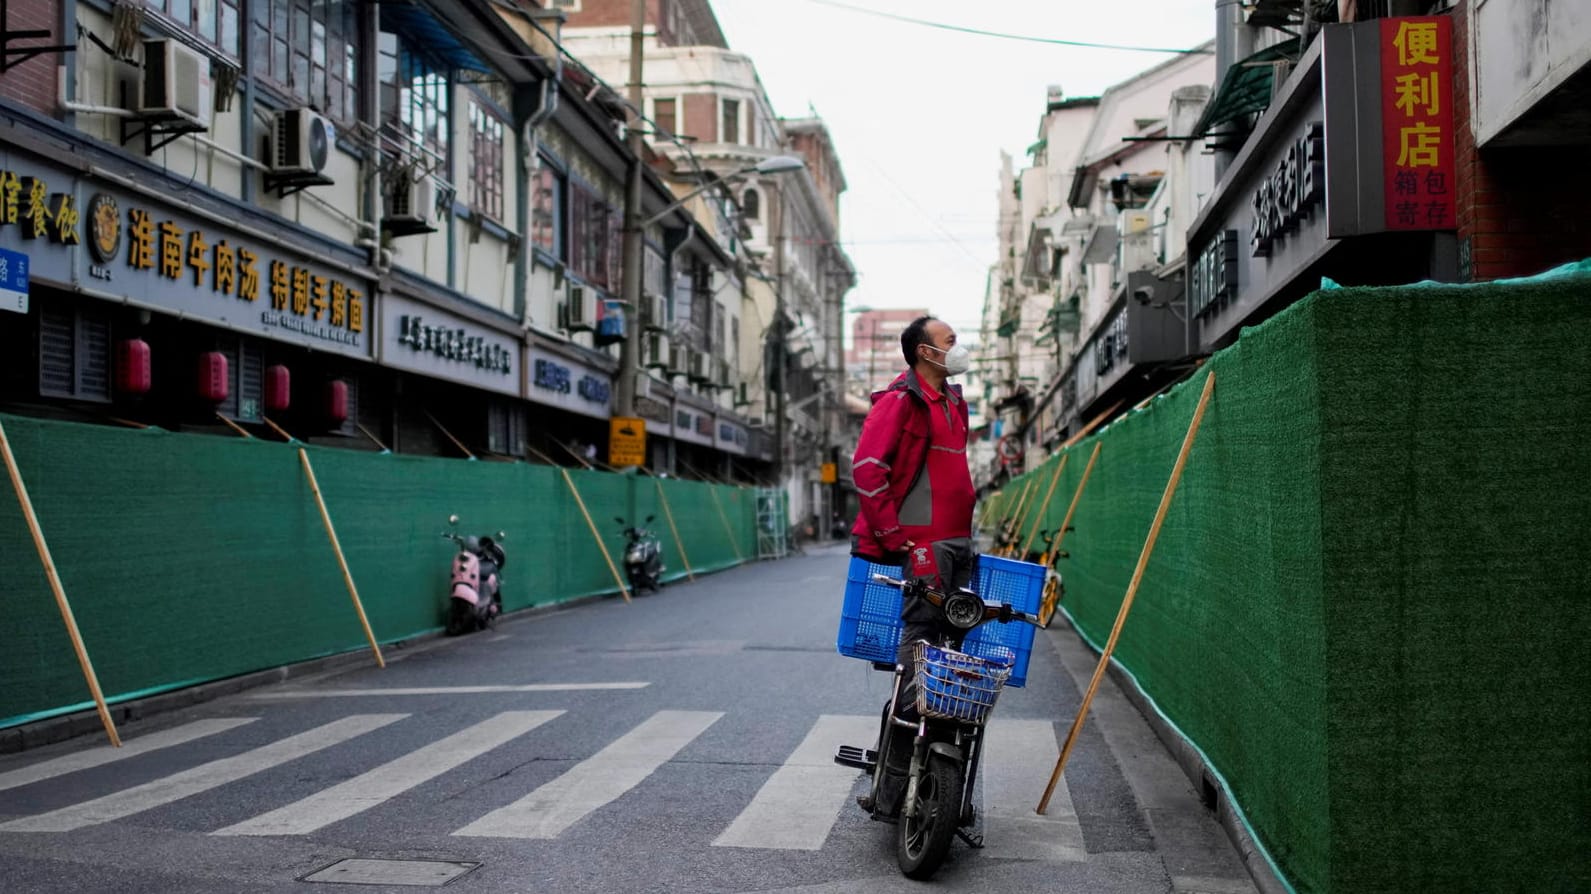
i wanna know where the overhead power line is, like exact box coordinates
[803,0,1215,55]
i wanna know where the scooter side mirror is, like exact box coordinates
[645,514,655,523]
[614,517,625,525]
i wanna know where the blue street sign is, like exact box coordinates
[0,247,29,314]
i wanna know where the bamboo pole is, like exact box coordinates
[216,413,253,438]
[998,478,1036,555]
[1001,477,1040,557]
[297,448,384,668]
[424,410,475,460]
[653,478,695,581]
[553,439,596,470]
[1038,372,1215,815]
[355,423,389,452]
[708,486,744,562]
[262,416,296,442]
[0,418,122,747]
[525,445,560,467]
[1061,399,1125,450]
[561,468,631,603]
[1043,442,1102,567]
[1020,452,1071,558]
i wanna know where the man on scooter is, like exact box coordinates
[849,315,977,814]
[850,315,978,651]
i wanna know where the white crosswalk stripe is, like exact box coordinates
[712,714,876,850]
[452,710,723,839]
[979,718,1086,861]
[213,711,563,837]
[0,710,1099,859]
[0,714,405,833]
[0,718,257,794]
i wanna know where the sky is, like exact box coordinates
[710,0,1215,339]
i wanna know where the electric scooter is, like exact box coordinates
[616,515,664,594]
[441,514,507,635]
[835,573,1045,880]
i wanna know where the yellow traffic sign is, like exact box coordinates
[609,416,646,467]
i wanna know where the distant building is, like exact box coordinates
[846,308,928,394]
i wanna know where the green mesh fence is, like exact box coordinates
[985,269,1591,893]
[0,423,759,729]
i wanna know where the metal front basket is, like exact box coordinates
[913,642,1013,725]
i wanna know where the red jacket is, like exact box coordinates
[850,370,971,561]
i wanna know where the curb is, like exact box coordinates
[1056,617,1293,894]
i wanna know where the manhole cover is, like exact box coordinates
[301,858,480,887]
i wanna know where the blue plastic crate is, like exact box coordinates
[836,553,1046,687]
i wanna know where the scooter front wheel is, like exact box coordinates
[446,600,472,636]
[897,753,963,879]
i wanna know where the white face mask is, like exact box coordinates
[922,343,971,376]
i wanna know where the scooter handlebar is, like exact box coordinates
[869,573,1046,628]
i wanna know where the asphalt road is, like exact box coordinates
[0,543,1259,894]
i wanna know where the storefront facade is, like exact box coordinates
[1187,20,1460,353]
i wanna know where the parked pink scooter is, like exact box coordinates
[441,514,507,636]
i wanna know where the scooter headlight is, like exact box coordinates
[943,591,985,630]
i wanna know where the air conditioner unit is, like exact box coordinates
[645,331,671,369]
[139,39,212,129]
[688,351,711,383]
[271,107,335,175]
[644,295,669,332]
[747,415,766,428]
[667,343,689,375]
[563,285,596,331]
[386,175,437,229]
[1118,209,1156,274]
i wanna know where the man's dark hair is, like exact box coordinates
[901,315,936,367]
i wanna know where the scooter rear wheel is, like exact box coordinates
[897,753,963,879]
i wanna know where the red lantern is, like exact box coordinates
[115,338,152,395]
[264,364,291,412]
[324,379,348,424]
[197,351,229,403]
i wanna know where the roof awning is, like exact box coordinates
[1191,38,1302,139]
[382,2,492,73]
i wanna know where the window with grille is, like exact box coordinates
[742,187,759,221]
[569,182,614,289]
[249,0,358,125]
[532,160,564,258]
[379,29,450,162]
[654,98,676,138]
[469,102,505,222]
[721,99,740,143]
[148,0,241,57]
[38,308,111,403]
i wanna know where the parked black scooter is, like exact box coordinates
[616,516,664,594]
[441,514,507,635]
[835,573,1044,880]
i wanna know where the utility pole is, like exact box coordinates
[615,0,646,418]
[772,187,786,490]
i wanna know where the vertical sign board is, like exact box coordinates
[1382,16,1455,231]
[0,247,27,313]
[609,416,646,467]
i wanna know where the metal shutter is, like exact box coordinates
[38,309,74,397]
[77,315,111,401]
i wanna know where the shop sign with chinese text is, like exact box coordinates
[1381,17,1455,231]
[525,345,613,417]
[74,186,370,357]
[384,292,520,397]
